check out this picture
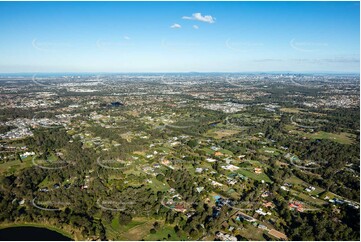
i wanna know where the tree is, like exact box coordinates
[153,221,160,230]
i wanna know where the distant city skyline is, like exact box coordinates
[0,1,359,73]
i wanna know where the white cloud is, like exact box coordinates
[123,36,130,40]
[170,23,182,29]
[193,25,199,29]
[182,13,215,24]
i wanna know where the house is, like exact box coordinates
[221,164,239,171]
[211,146,220,151]
[195,168,203,173]
[264,150,275,154]
[280,186,289,191]
[166,199,174,205]
[261,191,270,198]
[258,224,268,230]
[221,221,229,229]
[263,201,274,208]
[237,213,256,222]
[227,178,237,185]
[215,232,237,241]
[21,151,35,158]
[289,201,303,212]
[174,204,186,213]
[254,168,262,174]
[214,151,223,156]
[255,208,267,216]
[206,158,216,163]
[196,187,204,193]
[211,180,223,187]
[224,157,233,164]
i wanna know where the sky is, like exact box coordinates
[0,1,359,73]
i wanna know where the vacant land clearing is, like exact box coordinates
[280,107,302,113]
[206,128,240,139]
[291,130,356,145]
[237,169,272,183]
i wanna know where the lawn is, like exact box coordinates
[318,191,343,200]
[285,175,305,185]
[219,149,234,156]
[288,129,356,145]
[38,176,50,187]
[117,219,155,240]
[206,128,240,139]
[280,107,302,113]
[238,160,266,168]
[156,147,172,153]
[201,147,214,155]
[106,217,150,240]
[148,177,170,192]
[290,189,327,206]
[236,223,268,241]
[0,158,33,174]
[285,176,325,196]
[144,225,187,241]
[111,217,120,231]
[259,147,281,156]
[47,153,59,162]
[237,169,272,183]
[304,131,356,145]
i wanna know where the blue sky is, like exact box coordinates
[0,1,359,73]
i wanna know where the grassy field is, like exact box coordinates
[219,149,234,156]
[106,217,151,240]
[144,225,187,241]
[286,127,356,145]
[280,107,302,113]
[117,219,155,240]
[285,175,305,185]
[318,191,343,200]
[304,131,356,145]
[237,169,272,183]
[0,158,33,173]
[259,147,281,156]
[236,223,267,241]
[289,188,327,206]
[206,128,240,139]
[148,177,170,192]
[38,176,50,187]
[201,147,214,155]
[285,176,325,196]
